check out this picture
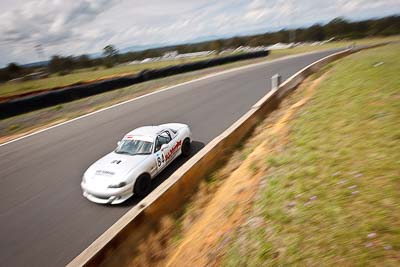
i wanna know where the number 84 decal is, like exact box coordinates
[156,152,166,168]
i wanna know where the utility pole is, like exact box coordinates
[289,7,296,45]
[289,29,296,44]
[35,44,45,61]
[35,44,47,71]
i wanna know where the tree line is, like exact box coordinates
[1,15,399,83]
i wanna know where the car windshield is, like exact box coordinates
[115,139,153,155]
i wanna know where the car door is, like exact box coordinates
[153,132,171,173]
[164,130,181,162]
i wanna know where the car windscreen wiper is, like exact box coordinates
[114,151,131,155]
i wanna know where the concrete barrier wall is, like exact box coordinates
[68,45,382,267]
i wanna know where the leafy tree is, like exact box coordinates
[306,24,326,41]
[103,45,119,68]
[325,17,350,38]
[0,68,11,82]
[7,62,21,74]
[103,45,119,58]
[48,55,74,74]
[48,55,62,73]
[76,54,92,69]
[210,40,223,52]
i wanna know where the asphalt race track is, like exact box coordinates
[0,49,342,266]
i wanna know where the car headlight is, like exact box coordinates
[108,182,127,188]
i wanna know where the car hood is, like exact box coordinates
[85,152,149,183]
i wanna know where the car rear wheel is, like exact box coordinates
[134,174,151,197]
[181,138,191,157]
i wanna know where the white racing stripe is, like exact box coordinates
[0,50,337,148]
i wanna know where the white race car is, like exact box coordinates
[81,123,191,204]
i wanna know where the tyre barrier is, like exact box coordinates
[0,51,269,120]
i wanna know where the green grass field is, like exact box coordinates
[224,43,400,266]
[1,36,398,98]
[0,55,216,98]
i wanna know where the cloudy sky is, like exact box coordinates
[0,0,398,66]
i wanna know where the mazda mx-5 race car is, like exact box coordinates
[81,123,191,204]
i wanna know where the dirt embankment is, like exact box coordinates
[128,73,327,267]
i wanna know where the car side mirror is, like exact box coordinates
[161,144,168,151]
[117,141,121,146]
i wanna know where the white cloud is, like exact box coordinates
[0,0,398,66]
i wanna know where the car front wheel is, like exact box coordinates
[133,174,151,197]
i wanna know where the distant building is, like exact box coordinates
[162,51,179,59]
[267,43,293,50]
[8,71,49,83]
[128,60,141,65]
[175,51,215,59]
[24,71,49,80]
[9,77,25,83]
[141,58,153,63]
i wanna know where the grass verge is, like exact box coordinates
[0,55,218,98]
[223,43,400,266]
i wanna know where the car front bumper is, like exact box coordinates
[81,182,133,205]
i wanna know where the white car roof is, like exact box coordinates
[122,123,186,142]
[123,126,168,142]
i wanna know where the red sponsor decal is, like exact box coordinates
[165,140,182,161]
